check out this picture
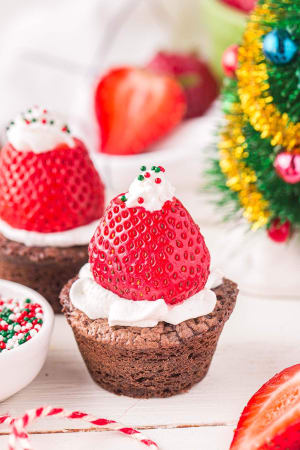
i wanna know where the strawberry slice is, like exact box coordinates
[230,364,300,449]
[94,67,186,155]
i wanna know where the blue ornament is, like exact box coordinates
[263,29,298,65]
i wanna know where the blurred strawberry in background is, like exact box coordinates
[220,0,257,13]
[147,51,219,119]
[95,67,186,155]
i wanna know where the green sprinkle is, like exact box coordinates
[28,109,32,113]
[32,118,37,122]
[38,319,43,324]
[138,175,144,181]
[154,167,161,173]
[140,165,146,171]
[151,166,156,171]
[120,195,127,202]
[49,120,54,125]
[25,299,31,303]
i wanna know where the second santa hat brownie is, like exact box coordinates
[0,106,105,313]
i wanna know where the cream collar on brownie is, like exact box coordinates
[70,264,223,327]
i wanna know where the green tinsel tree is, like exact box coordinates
[209,0,300,242]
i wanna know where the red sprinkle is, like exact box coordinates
[155,178,161,184]
[42,119,47,124]
[158,166,165,172]
[138,197,144,204]
[144,172,151,178]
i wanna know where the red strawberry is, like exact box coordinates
[147,51,219,119]
[94,67,186,155]
[0,139,105,232]
[220,0,257,13]
[89,166,210,305]
[230,364,300,449]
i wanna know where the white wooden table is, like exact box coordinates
[1,281,299,449]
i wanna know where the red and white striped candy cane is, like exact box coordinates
[0,406,158,450]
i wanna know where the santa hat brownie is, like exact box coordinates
[0,106,105,313]
[61,165,238,398]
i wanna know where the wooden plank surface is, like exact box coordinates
[0,426,235,450]
[1,290,299,450]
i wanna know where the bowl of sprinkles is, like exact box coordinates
[0,279,54,401]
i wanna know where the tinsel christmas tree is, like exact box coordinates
[210,0,300,243]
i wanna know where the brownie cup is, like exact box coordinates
[60,277,238,398]
[0,233,88,313]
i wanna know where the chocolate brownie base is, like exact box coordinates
[60,277,238,398]
[0,233,88,313]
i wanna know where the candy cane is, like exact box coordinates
[0,406,158,450]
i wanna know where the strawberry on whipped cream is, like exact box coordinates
[0,106,105,247]
[71,165,223,326]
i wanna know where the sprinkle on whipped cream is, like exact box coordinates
[6,106,75,153]
[120,165,175,212]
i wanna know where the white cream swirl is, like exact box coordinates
[7,106,75,153]
[0,218,99,248]
[70,264,223,327]
[125,166,175,211]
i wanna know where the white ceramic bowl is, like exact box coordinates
[0,280,54,402]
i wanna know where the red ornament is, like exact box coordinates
[222,45,239,78]
[267,219,290,243]
[220,0,257,13]
[274,151,300,184]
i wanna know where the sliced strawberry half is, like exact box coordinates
[94,67,186,155]
[231,364,300,449]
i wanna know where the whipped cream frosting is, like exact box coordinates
[6,106,75,152]
[70,264,223,327]
[0,218,99,248]
[124,166,175,211]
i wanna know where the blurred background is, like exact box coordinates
[0,0,250,129]
[6,0,286,297]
